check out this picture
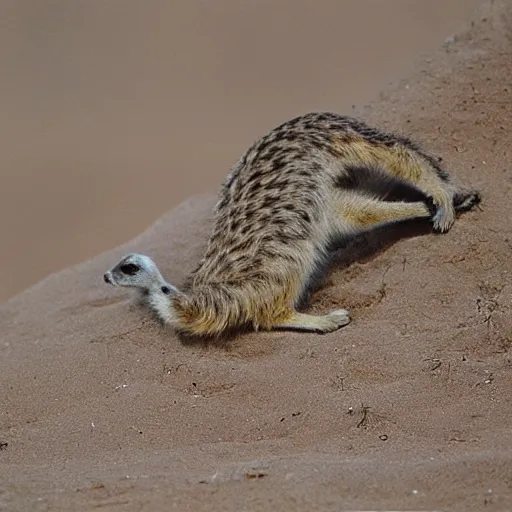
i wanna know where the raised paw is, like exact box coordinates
[432,205,456,233]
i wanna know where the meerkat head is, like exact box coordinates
[103,253,173,295]
[104,253,181,326]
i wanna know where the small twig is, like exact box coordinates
[357,404,371,429]
[431,361,442,372]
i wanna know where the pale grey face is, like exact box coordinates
[103,253,164,291]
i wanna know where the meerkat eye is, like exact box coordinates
[119,263,140,276]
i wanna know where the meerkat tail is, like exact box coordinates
[453,189,482,212]
[170,283,282,336]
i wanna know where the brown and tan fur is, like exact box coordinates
[104,112,481,337]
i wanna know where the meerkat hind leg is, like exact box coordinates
[393,149,455,232]
[334,192,432,229]
[357,144,456,232]
[273,309,350,334]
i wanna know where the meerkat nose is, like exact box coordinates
[103,273,112,284]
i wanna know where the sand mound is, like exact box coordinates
[1,2,512,510]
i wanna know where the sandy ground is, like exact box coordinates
[0,0,483,301]
[2,0,512,510]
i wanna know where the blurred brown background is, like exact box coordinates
[0,0,483,301]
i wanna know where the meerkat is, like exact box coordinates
[103,112,481,337]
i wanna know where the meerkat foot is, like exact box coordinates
[421,188,456,233]
[432,189,480,232]
[324,309,352,331]
[431,202,456,233]
[273,309,350,334]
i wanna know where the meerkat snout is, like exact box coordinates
[103,273,111,284]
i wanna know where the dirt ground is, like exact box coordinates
[1,1,512,510]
